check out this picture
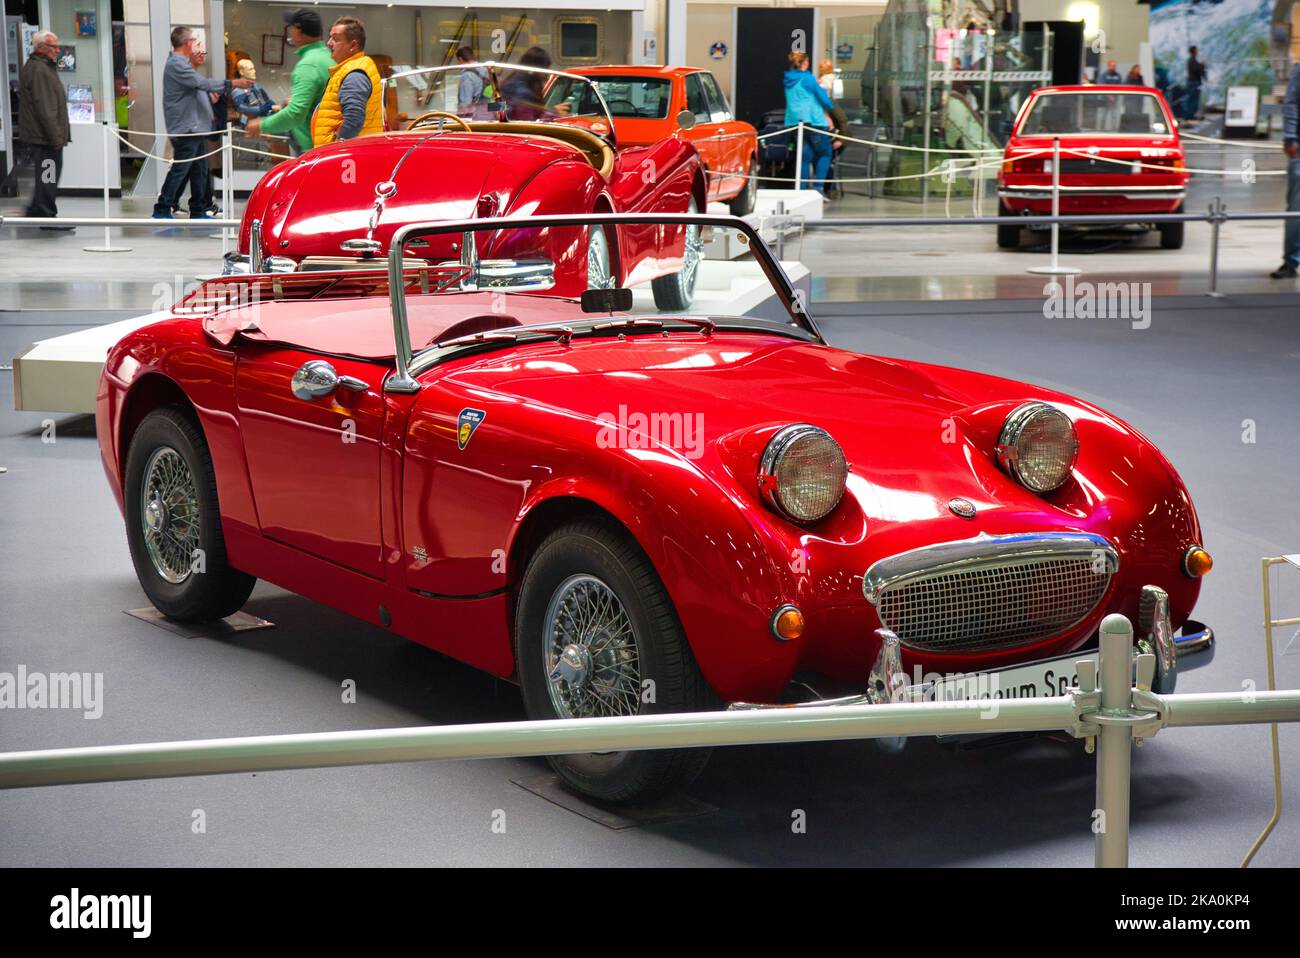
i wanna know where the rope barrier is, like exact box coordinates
[1181,131,1283,149]
[110,128,226,164]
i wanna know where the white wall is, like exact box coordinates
[1018,0,1150,71]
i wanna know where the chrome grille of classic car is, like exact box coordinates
[863,533,1117,653]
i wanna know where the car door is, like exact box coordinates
[235,345,388,579]
[698,72,751,200]
[683,72,725,202]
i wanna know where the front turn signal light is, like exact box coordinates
[1183,546,1213,577]
[772,605,805,641]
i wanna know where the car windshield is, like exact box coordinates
[379,215,818,370]
[389,62,614,129]
[545,76,672,119]
[1020,92,1171,136]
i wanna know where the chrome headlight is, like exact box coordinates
[996,402,1078,493]
[758,425,848,524]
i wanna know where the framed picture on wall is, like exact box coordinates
[75,11,97,37]
[262,34,284,66]
[56,45,76,72]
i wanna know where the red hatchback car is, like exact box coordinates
[561,66,760,215]
[997,85,1189,249]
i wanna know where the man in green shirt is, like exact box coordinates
[246,9,332,153]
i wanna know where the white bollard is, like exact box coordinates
[1027,136,1079,275]
[1095,613,1134,868]
[83,121,131,253]
[794,123,804,191]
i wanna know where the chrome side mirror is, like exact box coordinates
[676,109,696,131]
[291,360,369,400]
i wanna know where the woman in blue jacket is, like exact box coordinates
[783,52,835,194]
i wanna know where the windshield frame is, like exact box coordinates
[389,61,617,132]
[383,213,823,392]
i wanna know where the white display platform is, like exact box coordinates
[62,122,122,192]
[12,260,812,414]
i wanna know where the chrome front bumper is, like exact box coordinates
[999,187,1186,200]
[728,584,1214,712]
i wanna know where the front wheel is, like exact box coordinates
[124,407,256,621]
[514,520,713,804]
[651,197,703,311]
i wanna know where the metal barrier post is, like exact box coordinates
[83,121,131,254]
[794,123,805,191]
[774,200,786,260]
[224,122,234,248]
[1095,614,1135,867]
[922,17,933,204]
[1028,138,1079,276]
[1207,195,1226,297]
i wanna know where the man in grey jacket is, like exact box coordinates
[17,30,71,227]
[1270,63,1300,278]
[153,26,250,218]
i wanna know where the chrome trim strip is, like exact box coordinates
[998,187,1186,198]
[863,532,1119,606]
[250,218,263,273]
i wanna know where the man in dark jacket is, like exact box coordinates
[17,30,72,228]
[1269,63,1300,278]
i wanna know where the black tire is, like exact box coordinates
[728,155,759,216]
[651,197,702,311]
[586,224,614,289]
[514,519,713,804]
[124,407,256,621]
[996,203,1021,249]
[1159,210,1184,249]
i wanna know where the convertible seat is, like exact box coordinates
[463,121,615,180]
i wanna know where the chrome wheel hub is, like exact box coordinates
[587,227,613,289]
[140,446,200,585]
[543,575,640,719]
[682,199,702,293]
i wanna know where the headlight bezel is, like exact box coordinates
[996,401,1079,494]
[757,424,848,525]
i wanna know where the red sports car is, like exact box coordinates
[997,85,1189,249]
[226,64,707,308]
[100,213,1214,804]
[557,66,760,216]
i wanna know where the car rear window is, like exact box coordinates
[1020,92,1171,136]
[553,76,672,119]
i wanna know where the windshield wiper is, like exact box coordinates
[590,316,715,336]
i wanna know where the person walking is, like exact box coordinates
[455,45,489,116]
[783,52,835,196]
[310,16,384,147]
[1185,46,1206,120]
[1269,62,1300,279]
[244,9,332,155]
[17,30,72,229]
[153,27,250,219]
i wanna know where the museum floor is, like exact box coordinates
[1,294,1297,867]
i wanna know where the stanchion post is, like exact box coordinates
[1207,195,1225,297]
[1027,137,1078,276]
[1095,613,1134,868]
[83,120,131,253]
[922,17,933,204]
[794,123,804,191]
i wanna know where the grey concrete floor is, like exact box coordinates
[1,295,1297,867]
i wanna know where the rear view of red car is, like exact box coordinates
[997,85,1188,250]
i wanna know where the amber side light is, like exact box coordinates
[1184,546,1213,578]
[772,606,805,641]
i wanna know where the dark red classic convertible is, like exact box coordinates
[101,213,1214,804]
[225,64,706,308]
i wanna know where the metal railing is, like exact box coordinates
[2,613,1298,868]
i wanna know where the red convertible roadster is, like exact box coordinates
[225,64,707,308]
[100,213,1214,804]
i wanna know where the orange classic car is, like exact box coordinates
[552,65,760,216]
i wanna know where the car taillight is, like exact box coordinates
[1002,156,1040,174]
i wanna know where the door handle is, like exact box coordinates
[291,360,369,400]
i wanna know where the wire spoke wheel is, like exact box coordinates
[140,446,200,584]
[587,226,614,290]
[544,574,641,720]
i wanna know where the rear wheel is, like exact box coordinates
[728,156,759,216]
[1159,206,1184,249]
[996,202,1022,249]
[514,520,713,804]
[124,407,255,621]
[651,197,703,311]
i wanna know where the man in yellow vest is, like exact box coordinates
[312,16,384,147]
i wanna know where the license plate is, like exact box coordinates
[930,651,1099,702]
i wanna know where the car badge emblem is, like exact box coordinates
[457,408,486,450]
[948,497,977,518]
[1087,146,1099,155]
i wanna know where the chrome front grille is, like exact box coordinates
[864,533,1117,653]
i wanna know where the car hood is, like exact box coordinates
[252,133,582,261]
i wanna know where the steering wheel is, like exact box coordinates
[407,111,473,132]
[604,98,639,115]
